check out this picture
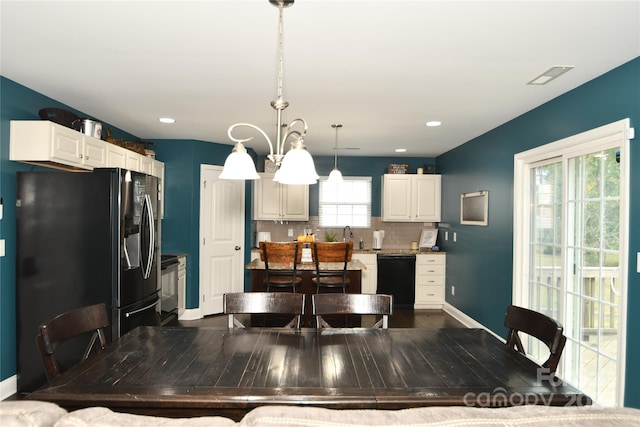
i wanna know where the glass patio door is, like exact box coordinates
[563,147,621,406]
[528,146,622,406]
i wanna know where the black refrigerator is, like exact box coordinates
[16,168,161,392]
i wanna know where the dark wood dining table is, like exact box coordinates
[27,326,590,420]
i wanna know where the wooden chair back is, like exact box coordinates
[311,242,353,292]
[312,241,353,263]
[504,304,566,374]
[312,293,393,328]
[224,292,306,328]
[36,303,109,381]
[259,241,303,291]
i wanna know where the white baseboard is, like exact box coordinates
[443,302,505,342]
[1,375,17,400]
[178,307,202,321]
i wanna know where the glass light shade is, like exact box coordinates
[219,142,260,180]
[328,168,343,183]
[273,143,319,185]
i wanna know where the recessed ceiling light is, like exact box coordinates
[395,148,407,153]
[159,117,175,124]
[527,66,574,85]
[426,121,441,127]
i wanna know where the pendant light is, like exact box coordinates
[220,0,318,184]
[327,124,343,183]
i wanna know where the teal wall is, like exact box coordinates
[149,139,254,309]
[436,57,640,407]
[0,76,140,384]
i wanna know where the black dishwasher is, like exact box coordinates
[377,254,416,308]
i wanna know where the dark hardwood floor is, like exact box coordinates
[171,308,465,329]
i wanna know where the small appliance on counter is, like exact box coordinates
[373,230,385,250]
[255,231,271,247]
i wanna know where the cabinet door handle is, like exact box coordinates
[235,246,241,251]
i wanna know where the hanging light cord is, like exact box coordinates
[332,124,342,169]
[227,0,308,167]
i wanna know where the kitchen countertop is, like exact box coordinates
[352,248,446,255]
[251,248,444,255]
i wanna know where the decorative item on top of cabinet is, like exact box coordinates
[387,163,409,174]
[414,253,446,309]
[253,172,309,221]
[382,174,441,222]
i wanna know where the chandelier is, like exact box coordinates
[220,0,319,185]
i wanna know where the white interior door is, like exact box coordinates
[199,165,245,315]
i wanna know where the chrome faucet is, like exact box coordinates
[343,225,353,242]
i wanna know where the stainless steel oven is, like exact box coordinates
[161,254,179,322]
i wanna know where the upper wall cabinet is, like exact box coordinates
[10,121,162,177]
[10,120,107,170]
[382,174,441,222]
[253,173,309,221]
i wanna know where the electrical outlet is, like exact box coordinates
[451,285,455,296]
[288,228,294,237]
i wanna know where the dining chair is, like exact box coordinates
[36,303,110,382]
[223,292,306,328]
[504,304,567,374]
[312,293,393,328]
[311,241,353,293]
[259,241,303,293]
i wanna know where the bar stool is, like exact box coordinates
[311,241,353,293]
[259,241,303,293]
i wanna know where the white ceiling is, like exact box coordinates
[2,1,639,158]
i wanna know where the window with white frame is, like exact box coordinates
[319,177,371,227]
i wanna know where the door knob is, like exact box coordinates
[235,246,241,251]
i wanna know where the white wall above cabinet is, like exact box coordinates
[253,173,309,221]
[381,174,441,222]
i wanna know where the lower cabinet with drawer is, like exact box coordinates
[415,253,446,309]
[351,253,377,294]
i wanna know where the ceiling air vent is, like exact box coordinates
[527,65,574,85]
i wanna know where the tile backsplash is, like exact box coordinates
[255,217,436,251]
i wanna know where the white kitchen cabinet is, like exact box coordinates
[381,174,441,222]
[10,120,165,176]
[414,253,446,309]
[152,160,165,218]
[140,155,153,175]
[126,150,141,171]
[10,120,107,170]
[106,143,127,168]
[177,254,187,311]
[351,253,377,294]
[253,173,309,221]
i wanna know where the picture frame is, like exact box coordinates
[419,229,438,249]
